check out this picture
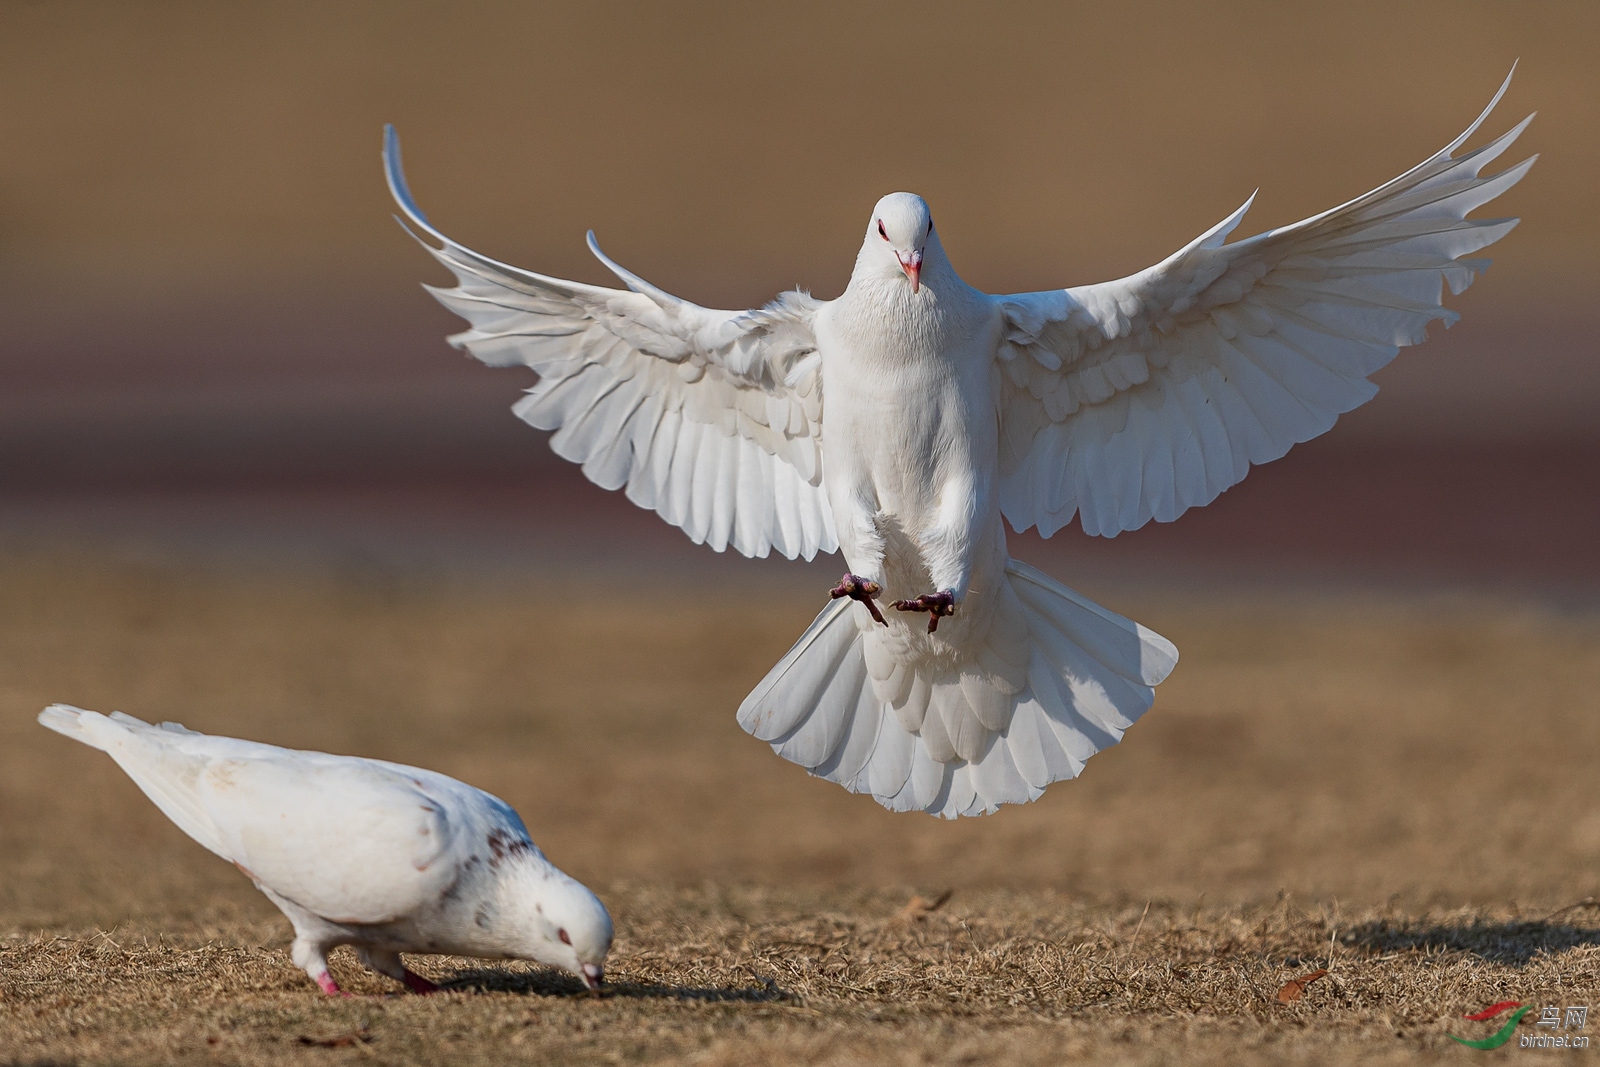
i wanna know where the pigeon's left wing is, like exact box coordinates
[385,128,835,560]
[199,754,468,925]
[995,72,1533,538]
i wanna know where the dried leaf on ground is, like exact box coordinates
[1276,968,1328,1004]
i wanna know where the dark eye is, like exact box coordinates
[558,929,572,945]
[877,220,888,240]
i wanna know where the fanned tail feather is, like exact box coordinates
[736,561,1177,817]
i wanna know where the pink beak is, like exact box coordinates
[897,249,924,293]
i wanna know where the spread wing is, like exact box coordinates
[996,70,1534,538]
[384,127,836,560]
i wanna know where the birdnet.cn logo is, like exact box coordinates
[1450,1001,1590,1049]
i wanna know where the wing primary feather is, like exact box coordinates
[386,126,835,562]
[585,231,682,311]
[996,71,1529,539]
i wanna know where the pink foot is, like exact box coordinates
[830,573,887,626]
[892,590,956,633]
[314,972,350,997]
[401,969,439,995]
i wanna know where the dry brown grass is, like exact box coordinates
[9,892,1600,1066]
[3,547,1600,1064]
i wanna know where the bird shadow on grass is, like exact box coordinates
[438,967,793,1003]
[1346,911,1600,966]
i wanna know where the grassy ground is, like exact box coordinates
[3,548,1599,1064]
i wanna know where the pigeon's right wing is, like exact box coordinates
[385,128,836,560]
[198,755,466,925]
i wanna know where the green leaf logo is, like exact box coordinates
[1449,1005,1532,1050]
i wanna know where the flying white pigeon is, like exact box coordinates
[39,705,612,995]
[383,71,1533,819]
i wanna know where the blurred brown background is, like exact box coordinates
[0,0,1595,585]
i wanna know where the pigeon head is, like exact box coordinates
[866,192,933,293]
[505,866,614,991]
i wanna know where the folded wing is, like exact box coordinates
[996,70,1535,538]
[385,127,836,560]
[198,754,469,925]
[38,706,472,924]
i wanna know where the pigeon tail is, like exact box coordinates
[736,560,1177,817]
[37,704,231,858]
[38,704,100,746]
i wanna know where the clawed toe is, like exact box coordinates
[892,590,957,633]
[830,573,887,626]
[314,973,351,997]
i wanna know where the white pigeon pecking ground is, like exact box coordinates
[383,69,1533,819]
[37,704,612,996]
